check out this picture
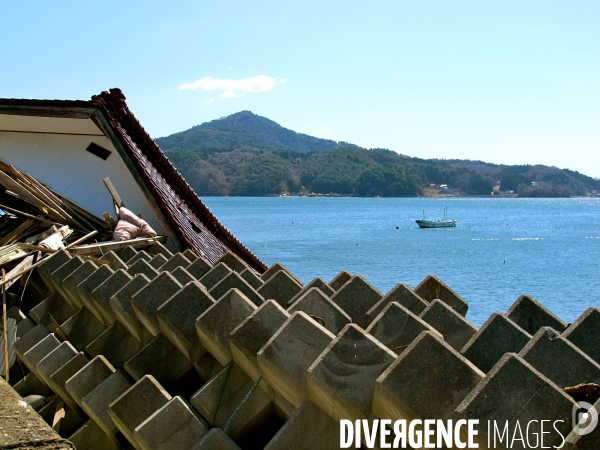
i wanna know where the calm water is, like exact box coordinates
[202,197,600,327]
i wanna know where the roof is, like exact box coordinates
[0,89,267,273]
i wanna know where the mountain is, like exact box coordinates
[155,111,352,154]
[157,113,600,197]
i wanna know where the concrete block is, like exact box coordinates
[81,370,133,444]
[108,375,172,449]
[186,256,213,280]
[127,250,152,266]
[109,273,152,343]
[308,324,396,422]
[124,333,192,389]
[328,270,352,291]
[520,327,600,388]
[190,363,272,439]
[36,341,78,399]
[461,313,532,373]
[148,253,168,270]
[118,245,138,263]
[158,252,191,273]
[60,307,107,351]
[192,428,240,450]
[86,322,144,370]
[38,249,71,285]
[239,267,264,290]
[13,323,50,362]
[193,351,225,383]
[261,262,302,286]
[264,401,339,450]
[199,262,232,291]
[287,277,335,306]
[157,281,214,362]
[374,331,484,423]
[209,271,264,307]
[40,250,73,295]
[366,301,439,352]
[127,258,160,280]
[419,299,478,351]
[366,283,428,326]
[134,396,209,450]
[21,333,61,380]
[414,274,469,316]
[564,307,600,365]
[196,288,257,365]
[101,250,128,271]
[258,311,335,409]
[51,256,85,309]
[146,241,173,258]
[29,293,75,326]
[170,266,196,286]
[68,420,120,450]
[258,270,303,308]
[215,251,248,273]
[65,355,116,407]
[182,249,198,263]
[131,272,183,336]
[456,353,577,449]
[76,265,115,324]
[16,317,34,338]
[229,300,290,390]
[49,352,90,409]
[507,294,568,335]
[288,287,351,335]
[330,275,383,326]
[63,260,99,309]
[91,269,134,326]
[13,371,52,398]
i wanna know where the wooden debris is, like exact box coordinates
[0,219,35,246]
[0,244,28,265]
[17,243,57,253]
[2,268,8,381]
[103,212,117,230]
[80,255,111,266]
[69,235,166,256]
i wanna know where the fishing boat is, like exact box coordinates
[416,207,456,228]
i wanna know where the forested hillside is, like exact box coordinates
[158,112,600,197]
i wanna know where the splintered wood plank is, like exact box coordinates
[70,236,166,256]
[103,177,124,208]
[0,219,36,246]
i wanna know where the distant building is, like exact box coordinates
[429,183,436,188]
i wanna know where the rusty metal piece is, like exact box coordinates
[390,345,409,353]
[309,315,326,327]
[564,383,600,404]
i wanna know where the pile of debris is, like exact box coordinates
[1,244,598,449]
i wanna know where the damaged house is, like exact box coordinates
[0,90,598,450]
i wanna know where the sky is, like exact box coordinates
[1,1,599,177]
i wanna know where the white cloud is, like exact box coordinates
[220,90,239,98]
[227,66,233,71]
[178,75,287,98]
[203,98,214,104]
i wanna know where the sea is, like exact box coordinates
[202,196,600,327]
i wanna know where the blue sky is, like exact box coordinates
[1,1,599,177]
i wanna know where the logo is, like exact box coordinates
[572,401,598,436]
